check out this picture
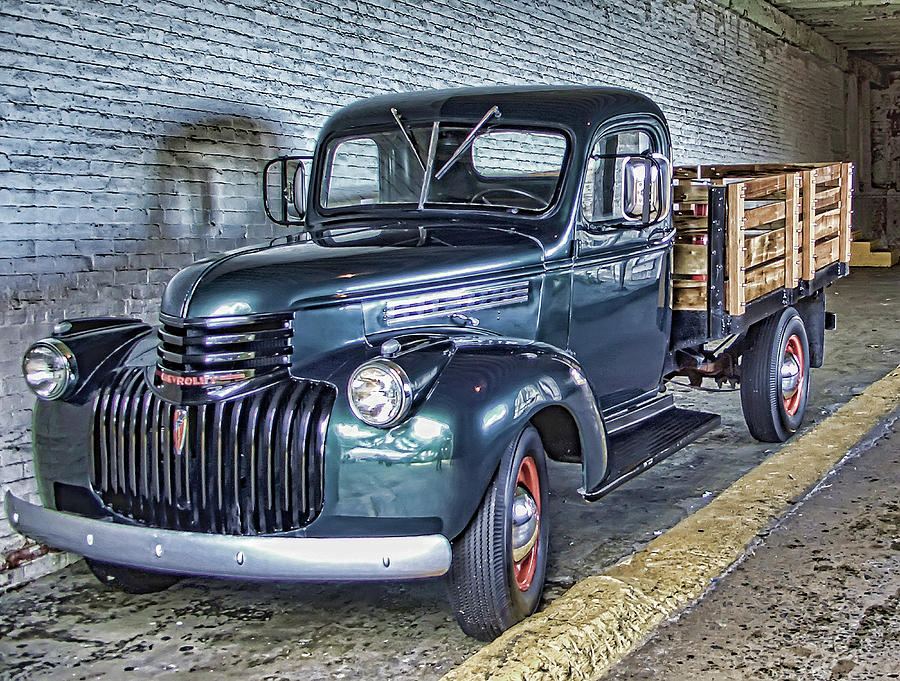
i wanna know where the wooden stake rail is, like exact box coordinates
[672,162,852,315]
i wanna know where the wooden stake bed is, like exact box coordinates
[670,162,852,346]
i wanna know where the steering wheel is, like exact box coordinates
[470,188,546,208]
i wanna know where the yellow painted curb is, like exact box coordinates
[442,365,900,681]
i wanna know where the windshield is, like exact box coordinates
[319,123,568,213]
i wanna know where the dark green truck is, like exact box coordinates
[9,86,849,639]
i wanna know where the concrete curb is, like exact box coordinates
[441,364,900,681]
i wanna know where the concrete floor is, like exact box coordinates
[1,267,898,680]
[603,412,900,681]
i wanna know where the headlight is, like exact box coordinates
[22,339,77,400]
[348,360,412,428]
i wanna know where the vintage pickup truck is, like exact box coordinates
[8,86,851,640]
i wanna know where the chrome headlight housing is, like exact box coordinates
[22,338,78,400]
[348,359,412,428]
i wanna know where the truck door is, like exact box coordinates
[568,124,672,411]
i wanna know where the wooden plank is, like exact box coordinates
[744,260,784,302]
[815,237,840,269]
[673,166,701,180]
[815,186,841,212]
[784,173,800,289]
[726,183,745,315]
[814,208,841,241]
[801,169,816,281]
[851,240,900,267]
[673,183,710,204]
[839,163,852,264]
[745,228,785,270]
[673,244,708,276]
[744,201,786,229]
[700,163,837,179]
[672,281,707,311]
[814,163,841,184]
[673,215,707,231]
[743,175,787,200]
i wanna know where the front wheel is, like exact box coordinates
[740,307,810,442]
[447,426,549,640]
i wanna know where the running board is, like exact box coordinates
[581,407,721,502]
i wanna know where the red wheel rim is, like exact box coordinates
[513,456,541,592]
[782,334,805,416]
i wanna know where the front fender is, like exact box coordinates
[319,336,607,540]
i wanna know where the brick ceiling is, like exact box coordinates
[769,0,900,72]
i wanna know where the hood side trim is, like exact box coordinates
[384,281,530,326]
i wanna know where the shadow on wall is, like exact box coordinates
[149,115,285,265]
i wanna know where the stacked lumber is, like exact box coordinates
[671,162,852,315]
[850,240,899,267]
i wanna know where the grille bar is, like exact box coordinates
[91,368,334,535]
[158,312,293,375]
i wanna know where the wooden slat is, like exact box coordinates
[726,183,745,315]
[673,183,710,204]
[673,166,701,180]
[673,244,708,276]
[745,229,786,270]
[815,237,840,269]
[672,281,707,311]
[744,260,784,302]
[785,173,800,289]
[815,186,841,212]
[801,169,816,281]
[839,163,852,264]
[699,163,835,179]
[814,163,841,184]
[743,175,787,200]
[814,208,841,241]
[673,215,707,231]
[744,201,786,229]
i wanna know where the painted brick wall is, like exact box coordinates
[0,0,851,571]
[865,76,900,247]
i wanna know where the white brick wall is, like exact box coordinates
[0,0,850,576]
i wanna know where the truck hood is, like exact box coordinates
[161,226,546,318]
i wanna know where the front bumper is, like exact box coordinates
[5,492,451,581]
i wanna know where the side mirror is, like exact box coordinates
[263,155,312,226]
[616,156,649,223]
[649,153,673,225]
[612,155,672,225]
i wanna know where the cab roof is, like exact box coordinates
[319,85,668,141]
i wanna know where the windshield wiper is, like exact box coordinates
[434,105,501,181]
[390,107,425,172]
[417,121,441,210]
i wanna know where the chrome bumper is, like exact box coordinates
[5,492,451,581]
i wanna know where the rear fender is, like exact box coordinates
[794,291,826,368]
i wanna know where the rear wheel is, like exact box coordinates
[85,558,181,594]
[447,426,549,640]
[740,307,810,442]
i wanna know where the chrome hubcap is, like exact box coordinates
[781,353,801,401]
[511,485,539,563]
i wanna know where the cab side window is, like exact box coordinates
[581,130,653,224]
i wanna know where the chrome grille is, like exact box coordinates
[383,282,530,325]
[91,367,335,535]
[157,312,293,375]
